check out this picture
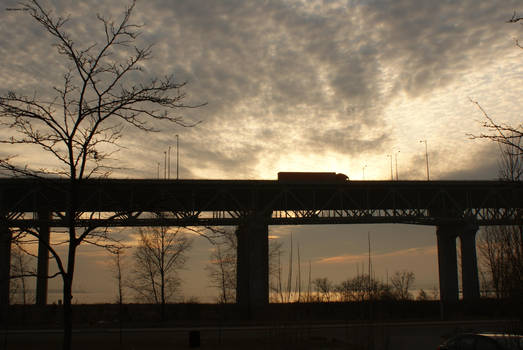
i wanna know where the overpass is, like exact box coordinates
[1,178,522,311]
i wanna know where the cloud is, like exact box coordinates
[317,245,437,265]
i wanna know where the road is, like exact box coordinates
[2,320,520,350]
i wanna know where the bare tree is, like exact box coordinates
[335,279,355,302]
[497,135,522,181]
[390,270,415,301]
[10,246,35,305]
[470,12,523,302]
[469,14,523,156]
[478,225,522,299]
[416,289,428,301]
[477,138,523,299]
[335,273,386,302]
[130,225,192,320]
[269,248,285,303]
[205,229,236,303]
[470,100,523,157]
[295,242,302,302]
[286,233,293,302]
[0,1,200,348]
[313,277,334,302]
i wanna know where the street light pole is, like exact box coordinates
[387,155,393,180]
[163,151,167,180]
[395,150,400,181]
[167,146,171,180]
[420,140,430,180]
[362,165,367,180]
[176,134,179,180]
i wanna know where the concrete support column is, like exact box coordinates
[1,221,11,315]
[436,225,459,302]
[236,213,269,311]
[36,209,50,306]
[459,222,480,300]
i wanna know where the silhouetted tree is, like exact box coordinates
[471,13,523,302]
[416,289,428,301]
[9,245,35,305]
[206,229,236,303]
[313,277,334,302]
[335,274,388,302]
[470,13,523,156]
[477,137,522,299]
[470,100,523,157]
[0,1,200,348]
[390,270,415,300]
[130,225,192,319]
[478,226,522,298]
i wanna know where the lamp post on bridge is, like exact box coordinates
[395,150,400,181]
[176,134,179,180]
[167,135,180,180]
[168,146,171,179]
[387,155,393,180]
[420,140,430,181]
[163,151,167,180]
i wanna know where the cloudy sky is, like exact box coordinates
[1,0,522,303]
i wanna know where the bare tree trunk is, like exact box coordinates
[277,252,283,303]
[295,242,301,302]
[62,272,74,350]
[161,268,165,321]
[161,227,166,321]
[286,233,293,302]
[63,178,78,350]
[116,250,123,305]
[307,260,311,302]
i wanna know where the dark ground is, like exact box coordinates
[1,299,522,349]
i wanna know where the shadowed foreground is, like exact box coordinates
[3,320,522,350]
[2,300,522,349]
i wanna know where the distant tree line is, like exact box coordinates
[308,270,421,303]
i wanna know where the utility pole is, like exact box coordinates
[176,135,179,180]
[362,165,367,180]
[387,155,393,180]
[395,150,400,181]
[167,146,171,180]
[420,140,430,180]
[163,151,167,180]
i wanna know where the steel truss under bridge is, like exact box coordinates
[1,178,522,228]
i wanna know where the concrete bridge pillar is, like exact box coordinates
[235,213,269,312]
[1,220,11,317]
[436,225,459,302]
[459,222,480,300]
[36,209,50,306]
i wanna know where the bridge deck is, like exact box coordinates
[1,179,522,226]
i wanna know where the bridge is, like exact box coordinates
[1,178,522,311]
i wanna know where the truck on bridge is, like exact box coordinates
[277,172,349,182]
